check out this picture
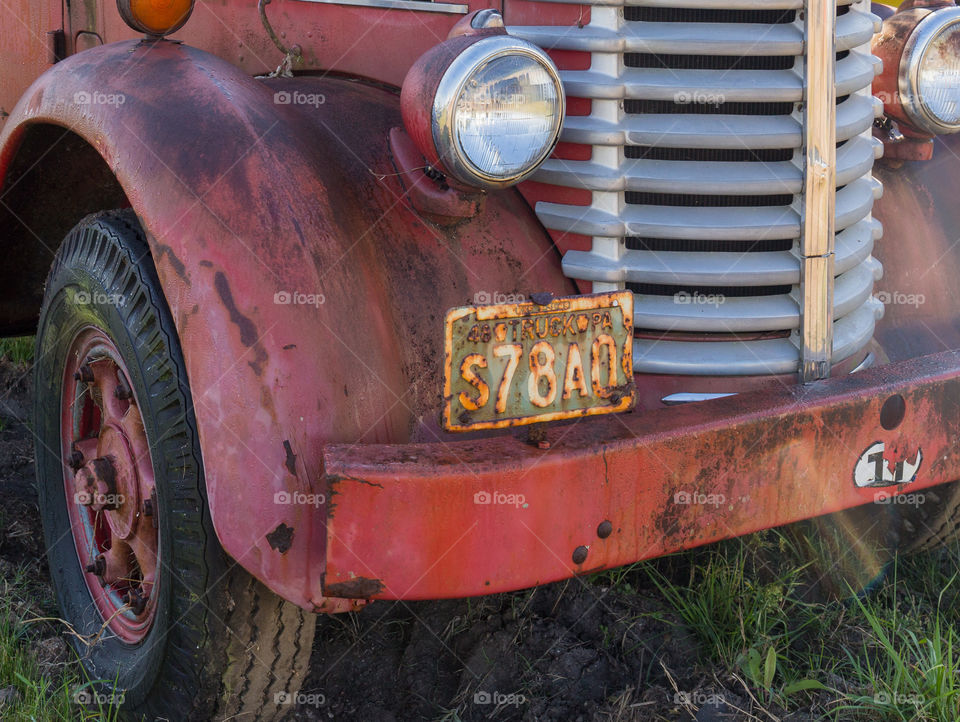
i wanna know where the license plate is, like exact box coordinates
[443,292,635,432]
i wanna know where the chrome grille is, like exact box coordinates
[510,0,885,376]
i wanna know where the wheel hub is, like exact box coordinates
[62,330,160,643]
[74,427,142,539]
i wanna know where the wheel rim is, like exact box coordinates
[61,327,159,643]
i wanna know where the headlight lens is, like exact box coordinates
[452,55,563,180]
[901,8,960,134]
[434,37,564,189]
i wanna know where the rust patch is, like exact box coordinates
[266,522,294,553]
[324,577,385,598]
[154,243,188,285]
[326,473,385,490]
[213,271,268,375]
[283,440,297,475]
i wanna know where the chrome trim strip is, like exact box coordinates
[291,0,468,14]
[800,0,838,382]
[662,393,737,405]
[850,351,875,374]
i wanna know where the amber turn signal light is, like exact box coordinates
[117,0,195,37]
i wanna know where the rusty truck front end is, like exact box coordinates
[4,0,960,717]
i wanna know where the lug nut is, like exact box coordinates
[69,450,84,471]
[75,468,95,505]
[123,589,148,615]
[85,555,106,577]
[114,383,133,401]
[74,365,94,383]
[142,499,153,517]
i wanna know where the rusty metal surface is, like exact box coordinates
[0,40,574,610]
[871,4,937,138]
[0,0,501,123]
[443,291,634,431]
[1,2,960,612]
[871,132,960,362]
[324,350,960,600]
[0,1,60,123]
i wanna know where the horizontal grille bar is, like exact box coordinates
[559,50,880,102]
[632,298,882,376]
[558,94,880,147]
[623,258,879,333]
[536,177,881,240]
[562,218,880,286]
[512,0,856,8]
[535,134,880,194]
[510,7,875,53]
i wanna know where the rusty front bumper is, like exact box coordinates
[322,350,960,600]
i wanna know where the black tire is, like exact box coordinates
[783,485,960,601]
[894,481,960,553]
[34,210,315,720]
[783,503,898,600]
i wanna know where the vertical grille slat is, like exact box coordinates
[509,1,884,376]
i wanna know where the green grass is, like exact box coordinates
[0,564,124,721]
[834,550,960,721]
[593,528,960,721]
[0,565,77,720]
[0,336,34,366]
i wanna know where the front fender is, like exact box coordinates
[0,40,573,609]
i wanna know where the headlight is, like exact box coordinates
[435,38,564,188]
[402,30,565,190]
[900,7,960,135]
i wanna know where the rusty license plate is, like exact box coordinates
[443,292,635,432]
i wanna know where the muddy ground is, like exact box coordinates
[0,361,838,721]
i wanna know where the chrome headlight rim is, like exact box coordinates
[431,35,565,190]
[899,7,960,135]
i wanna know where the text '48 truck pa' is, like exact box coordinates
[1,0,960,717]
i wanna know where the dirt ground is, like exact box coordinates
[0,361,835,721]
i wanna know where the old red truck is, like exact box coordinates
[2,0,959,717]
